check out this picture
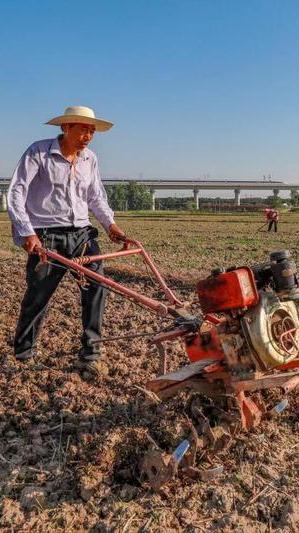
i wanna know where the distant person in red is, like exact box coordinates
[264,208,279,232]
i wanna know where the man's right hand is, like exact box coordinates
[23,235,42,254]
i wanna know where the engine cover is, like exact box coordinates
[241,292,299,369]
[197,267,259,313]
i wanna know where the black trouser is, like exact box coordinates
[14,225,106,361]
[268,220,278,232]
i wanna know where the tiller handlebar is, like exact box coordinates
[37,237,183,317]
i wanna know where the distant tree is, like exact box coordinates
[126,181,152,210]
[158,196,195,210]
[264,195,284,208]
[241,197,264,205]
[159,197,179,210]
[105,182,151,210]
[290,191,299,207]
[105,184,127,210]
[185,199,197,210]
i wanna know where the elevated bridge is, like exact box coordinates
[1,177,298,211]
[104,179,299,209]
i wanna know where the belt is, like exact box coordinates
[35,225,90,234]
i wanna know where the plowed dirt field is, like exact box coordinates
[0,212,298,532]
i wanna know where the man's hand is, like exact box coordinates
[108,223,126,243]
[23,234,42,254]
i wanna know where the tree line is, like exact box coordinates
[105,182,298,210]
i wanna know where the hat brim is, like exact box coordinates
[46,114,114,132]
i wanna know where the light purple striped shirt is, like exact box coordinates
[7,136,115,246]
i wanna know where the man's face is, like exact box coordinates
[63,123,96,150]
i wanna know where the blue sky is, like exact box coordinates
[1,0,299,186]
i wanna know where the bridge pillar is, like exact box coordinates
[234,189,241,206]
[0,193,7,211]
[273,188,280,198]
[150,188,156,211]
[193,188,200,209]
[290,188,299,200]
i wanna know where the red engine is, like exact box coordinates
[186,255,299,370]
[185,267,260,364]
[197,266,259,314]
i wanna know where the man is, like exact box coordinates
[8,105,125,375]
[265,207,279,232]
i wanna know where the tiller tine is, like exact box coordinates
[236,391,264,431]
[231,370,299,429]
[140,418,225,490]
[139,449,178,491]
[140,436,194,491]
[191,404,232,452]
[140,420,198,490]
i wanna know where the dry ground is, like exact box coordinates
[0,211,298,532]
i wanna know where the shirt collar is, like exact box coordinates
[49,136,62,156]
[49,136,89,161]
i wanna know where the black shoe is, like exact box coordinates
[78,346,101,361]
[15,349,36,361]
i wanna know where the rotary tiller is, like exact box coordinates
[39,240,299,488]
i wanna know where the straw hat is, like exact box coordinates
[46,106,114,132]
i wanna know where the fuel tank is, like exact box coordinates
[197,267,259,314]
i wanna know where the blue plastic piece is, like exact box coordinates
[172,439,190,464]
[273,398,289,414]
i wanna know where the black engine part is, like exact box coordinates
[270,250,298,292]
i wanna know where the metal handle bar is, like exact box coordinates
[36,237,183,316]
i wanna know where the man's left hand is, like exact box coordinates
[108,223,126,243]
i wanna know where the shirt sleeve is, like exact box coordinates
[7,144,40,241]
[87,156,115,231]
